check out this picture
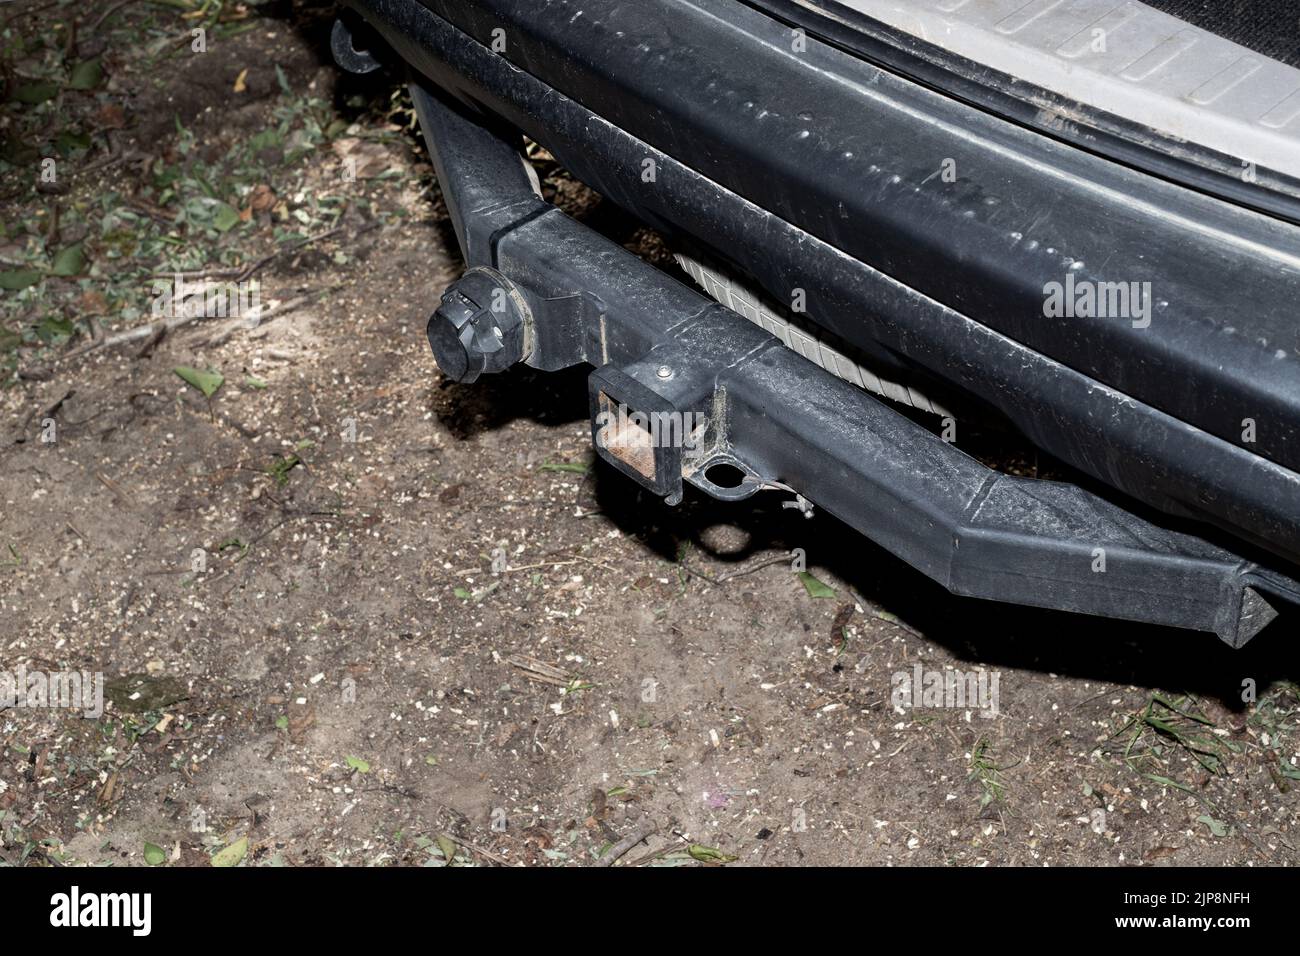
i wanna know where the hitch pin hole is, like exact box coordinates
[704,462,748,489]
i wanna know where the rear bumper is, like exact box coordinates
[337,0,1300,640]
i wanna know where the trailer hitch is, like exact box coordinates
[398,69,1297,647]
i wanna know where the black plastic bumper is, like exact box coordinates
[335,0,1300,642]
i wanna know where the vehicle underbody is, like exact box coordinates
[331,0,1300,646]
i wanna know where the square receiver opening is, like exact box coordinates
[598,390,657,482]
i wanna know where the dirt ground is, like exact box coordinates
[2,1,1298,867]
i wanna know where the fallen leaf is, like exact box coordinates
[436,834,458,865]
[56,130,92,155]
[687,844,737,863]
[50,243,85,277]
[331,136,393,179]
[287,703,315,743]
[248,184,276,212]
[93,103,126,129]
[12,82,59,105]
[829,602,854,648]
[211,836,247,867]
[36,315,74,345]
[143,842,166,866]
[77,290,109,314]
[233,68,248,93]
[797,571,836,599]
[0,270,42,291]
[212,202,240,233]
[537,461,589,474]
[67,60,103,91]
[1197,814,1228,837]
[97,772,118,806]
[174,366,224,398]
